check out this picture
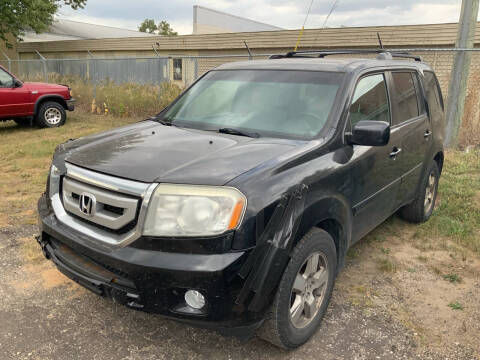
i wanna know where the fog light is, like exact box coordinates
[184,290,206,309]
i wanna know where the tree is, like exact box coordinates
[0,0,87,48]
[158,20,177,36]
[138,18,157,34]
[138,19,177,36]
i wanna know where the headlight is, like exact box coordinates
[143,184,247,237]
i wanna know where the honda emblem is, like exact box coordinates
[79,192,96,217]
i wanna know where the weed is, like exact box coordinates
[417,255,428,263]
[430,266,442,275]
[347,247,361,259]
[20,74,183,118]
[381,247,391,254]
[448,302,464,311]
[442,273,461,283]
[377,258,396,273]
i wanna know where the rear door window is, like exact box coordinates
[349,73,390,128]
[391,72,421,125]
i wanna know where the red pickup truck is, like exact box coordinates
[0,65,75,127]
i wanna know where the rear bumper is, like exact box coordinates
[66,99,75,111]
[37,193,263,337]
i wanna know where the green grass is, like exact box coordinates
[415,150,480,253]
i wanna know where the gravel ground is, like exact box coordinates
[0,225,478,360]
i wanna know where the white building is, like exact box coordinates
[193,5,282,34]
[21,18,155,42]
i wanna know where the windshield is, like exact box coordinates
[160,70,344,139]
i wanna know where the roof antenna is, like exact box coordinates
[244,41,253,60]
[377,32,384,49]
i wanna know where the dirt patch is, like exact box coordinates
[40,267,70,289]
[9,262,72,294]
[339,225,480,357]
[0,215,9,227]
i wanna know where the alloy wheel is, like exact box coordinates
[424,172,436,215]
[289,251,329,328]
[45,107,62,125]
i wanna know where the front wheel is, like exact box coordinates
[36,101,66,128]
[257,228,337,349]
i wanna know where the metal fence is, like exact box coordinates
[0,57,171,85]
[0,54,273,87]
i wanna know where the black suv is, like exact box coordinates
[37,50,445,349]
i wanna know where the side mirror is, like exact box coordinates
[346,120,390,146]
[14,79,23,88]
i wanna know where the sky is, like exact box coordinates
[57,0,465,35]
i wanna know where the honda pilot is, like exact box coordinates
[37,50,445,349]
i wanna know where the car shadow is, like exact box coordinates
[0,121,37,135]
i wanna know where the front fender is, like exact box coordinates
[235,185,351,312]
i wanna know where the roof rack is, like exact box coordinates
[269,49,422,62]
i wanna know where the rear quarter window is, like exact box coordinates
[424,71,444,115]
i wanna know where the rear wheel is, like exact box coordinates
[399,161,440,223]
[257,228,337,349]
[36,101,66,128]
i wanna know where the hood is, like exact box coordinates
[24,82,68,90]
[63,121,298,186]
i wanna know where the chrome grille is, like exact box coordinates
[63,177,138,230]
[50,163,158,248]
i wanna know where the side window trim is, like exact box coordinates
[346,71,392,133]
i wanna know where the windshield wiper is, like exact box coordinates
[149,116,177,126]
[218,127,260,138]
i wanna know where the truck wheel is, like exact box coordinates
[399,161,440,223]
[36,101,66,128]
[257,228,337,349]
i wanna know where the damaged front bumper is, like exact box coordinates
[37,193,264,338]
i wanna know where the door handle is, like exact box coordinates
[389,147,402,160]
[424,130,432,139]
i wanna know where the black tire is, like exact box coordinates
[257,228,337,349]
[35,101,66,128]
[399,161,440,223]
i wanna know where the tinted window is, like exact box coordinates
[0,68,13,88]
[349,73,390,128]
[424,71,444,115]
[391,72,420,124]
[162,70,344,139]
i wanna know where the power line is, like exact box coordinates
[309,0,340,50]
[322,0,339,28]
[294,0,315,51]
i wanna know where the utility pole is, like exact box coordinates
[445,0,480,148]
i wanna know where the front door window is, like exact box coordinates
[0,68,14,88]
